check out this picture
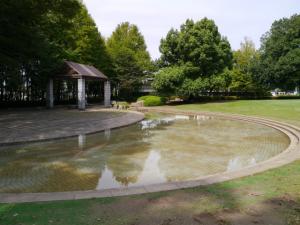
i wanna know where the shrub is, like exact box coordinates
[137,95,166,106]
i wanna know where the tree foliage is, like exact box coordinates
[234,38,259,74]
[154,18,233,97]
[1,3,299,104]
[160,18,232,77]
[64,5,112,75]
[256,14,300,90]
[0,0,112,103]
[0,0,79,100]
[229,38,263,92]
[106,22,152,100]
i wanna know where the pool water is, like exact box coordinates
[0,114,290,193]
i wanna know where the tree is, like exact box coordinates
[256,14,300,91]
[233,38,259,74]
[153,64,230,99]
[152,66,186,96]
[160,18,232,77]
[154,18,233,97]
[229,38,263,93]
[60,4,114,101]
[106,22,152,100]
[0,0,82,102]
[63,5,112,75]
[0,0,112,103]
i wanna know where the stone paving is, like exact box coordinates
[0,107,144,145]
[0,107,300,203]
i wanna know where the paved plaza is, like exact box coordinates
[0,107,144,145]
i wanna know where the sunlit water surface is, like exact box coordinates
[0,114,290,193]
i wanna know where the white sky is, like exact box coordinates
[83,0,300,59]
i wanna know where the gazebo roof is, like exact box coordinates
[55,61,108,80]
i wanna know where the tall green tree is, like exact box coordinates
[107,22,152,100]
[229,38,262,93]
[256,14,300,91]
[63,4,112,75]
[233,38,259,74]
[160,18,232,77]
[154,18,233,98]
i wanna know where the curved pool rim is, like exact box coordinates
[1,110,300,203]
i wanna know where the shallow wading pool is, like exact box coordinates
[0,114,290,193]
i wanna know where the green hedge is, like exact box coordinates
[138,95,166,106]
[191,95,300,102]
[274,95,300,99]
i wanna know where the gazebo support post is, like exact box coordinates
[104,81,111,107]
[46,78,54,109]
[78,78,86,110]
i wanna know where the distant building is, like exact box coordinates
[271,87,299,96]
[140,77,155,94]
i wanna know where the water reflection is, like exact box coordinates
[227,156,257,172]
[78,134,86,149]
[104,129,111,140]
[0,114,290,193]
[96,150,166,189]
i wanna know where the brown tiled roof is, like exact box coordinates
[56,61,108,80]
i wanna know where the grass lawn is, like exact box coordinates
[176,99,300,127]
[1,100,300,225]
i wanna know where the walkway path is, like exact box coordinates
[0,107,144,145]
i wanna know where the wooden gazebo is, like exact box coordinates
[46,61,111,110]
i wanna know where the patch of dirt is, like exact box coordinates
[193,212,231,225]
[222,206,285,225]
[191,197,298,225]
[160,218,173,225]
[88,193,300,225]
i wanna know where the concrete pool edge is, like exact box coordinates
[1,108,299,203]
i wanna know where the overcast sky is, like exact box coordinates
[83,0,299,59]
